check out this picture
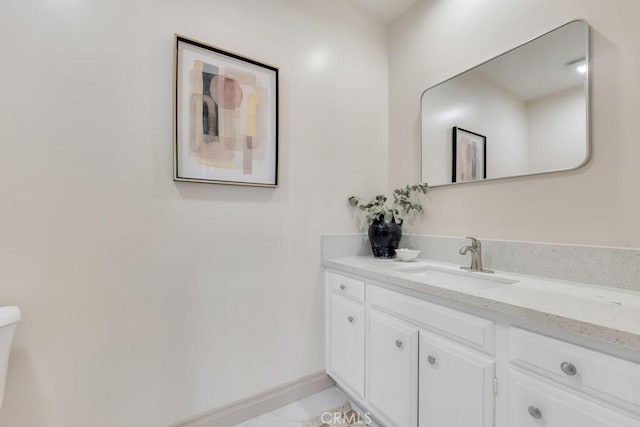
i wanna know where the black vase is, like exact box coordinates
[368,218,403,258]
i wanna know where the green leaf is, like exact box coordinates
[349,182,427,226]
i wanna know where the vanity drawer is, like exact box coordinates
[509,327,640,409]
[369,285,494,354]
[327,271,365,303]
[508,368,640,427]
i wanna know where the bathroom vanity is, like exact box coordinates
[324,257,640,427]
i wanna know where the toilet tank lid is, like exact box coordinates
[0,307,21,327]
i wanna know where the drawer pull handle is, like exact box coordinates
[347,316,354,323]
[395,340,403,349]
[427,355,436,365]
[527,406,542,419]
[560,362,577,376]
[339,284,346,290]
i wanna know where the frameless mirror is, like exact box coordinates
[421,20,589,186]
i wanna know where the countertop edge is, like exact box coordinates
[323,258,640,352]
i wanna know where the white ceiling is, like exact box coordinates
[477,22,587,101]
[350,0,419,24]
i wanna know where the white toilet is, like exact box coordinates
[0,307,20,408]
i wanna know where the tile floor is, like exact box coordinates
[235,387,374,426]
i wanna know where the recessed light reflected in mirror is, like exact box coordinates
[567,58,587,75]
[435,106,468,123]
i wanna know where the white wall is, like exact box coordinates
[421,72,529,185]
[389,0,640,247]
[0,1,388,426]
[527,86,587,172]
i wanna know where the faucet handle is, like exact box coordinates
[465,237,480,248]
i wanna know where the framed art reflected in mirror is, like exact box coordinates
[452,127,486,183]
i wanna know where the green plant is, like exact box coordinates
[348,182,428,225]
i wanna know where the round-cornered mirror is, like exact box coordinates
[421,20,590,187]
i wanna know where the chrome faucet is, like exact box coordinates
[459,237,493,273]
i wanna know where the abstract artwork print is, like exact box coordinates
[175,36,278,186]
[452,127,486,183]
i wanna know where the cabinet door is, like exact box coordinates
[509,369,640,427]
[328,294,365,398]
[419,329,495,427]
[367,309,419,427]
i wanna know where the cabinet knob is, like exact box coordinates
[427,355,436,365]
[347,316,354,323]
[395,340,403,349]
[339,284,346,290]
[527,406,542,419]
[560,362,577,376]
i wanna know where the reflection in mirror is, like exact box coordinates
[421,20,589,186]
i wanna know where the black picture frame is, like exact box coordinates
[174,35,279,187]
[452,126,487,183]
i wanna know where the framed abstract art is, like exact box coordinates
[452,126,486,183]
[174,35,279,187]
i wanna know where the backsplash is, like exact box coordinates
[321,234,640,292]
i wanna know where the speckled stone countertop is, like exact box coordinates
[323,256,640,352]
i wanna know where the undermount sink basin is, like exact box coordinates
[397,265,518,290]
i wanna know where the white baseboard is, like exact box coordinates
[169,371,335,427]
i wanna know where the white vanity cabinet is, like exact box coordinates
[326,271,496,427]
[508,369,640,427]
[368,285,496,427]
[367,309,419,427]
[326,272,366,399]
[419,329,495,427]
[324,269,640,427]
[507,327,640,426]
